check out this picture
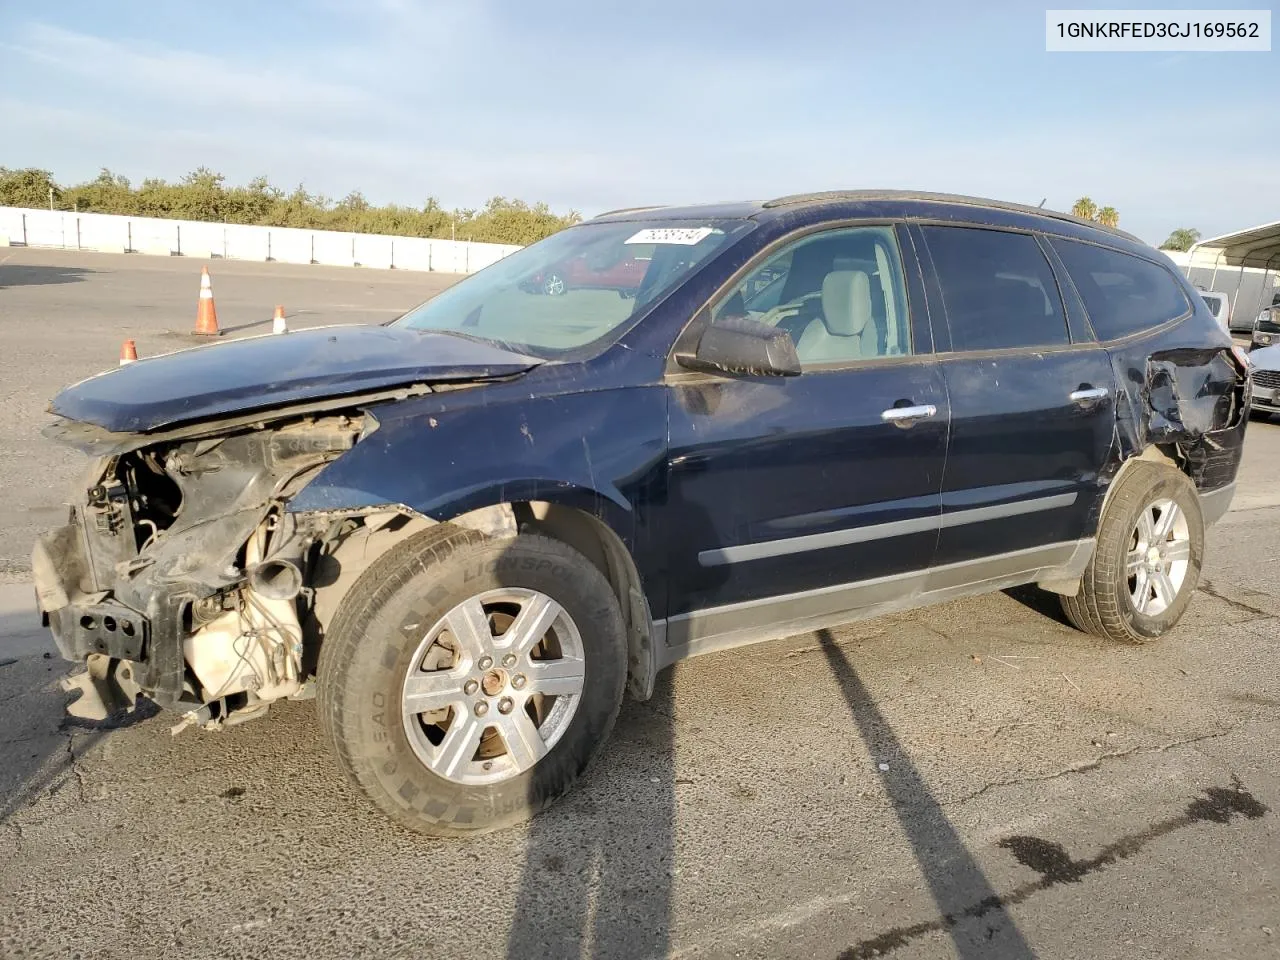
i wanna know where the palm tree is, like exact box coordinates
[1071,197,1098,221]
[1097,206,1119,228]
[1160,228,1201,252]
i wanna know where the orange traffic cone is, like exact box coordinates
[193,266,219,336]
[271,305,288,335]
[119,339,138,365]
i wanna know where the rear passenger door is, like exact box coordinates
[915,224,1116,567]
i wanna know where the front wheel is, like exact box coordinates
[317,527,627,835]
[1061,461,1204,643]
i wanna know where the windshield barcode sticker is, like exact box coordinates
[625,227,716,245]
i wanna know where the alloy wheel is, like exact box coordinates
[401,588,585,785]
[1126,498,1191,617]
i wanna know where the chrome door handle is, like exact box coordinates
[881,404,937,424]
[1069,387,1109,403]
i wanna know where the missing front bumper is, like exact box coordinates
[33,519,152,664]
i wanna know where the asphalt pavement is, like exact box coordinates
[2,247,1279,960]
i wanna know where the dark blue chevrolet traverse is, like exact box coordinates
[35,192,1249,834]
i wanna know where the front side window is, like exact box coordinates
[395,219,753,357]
[1050,238,1190,341]
[710,225,911,366]
[921,226,1069,351]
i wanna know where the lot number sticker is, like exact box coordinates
[625,227,716,245]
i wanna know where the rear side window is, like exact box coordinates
[921,226,1069,351]
[1049,238,1189,341]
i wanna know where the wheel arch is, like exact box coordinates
[1039,445,1182,598]
[305,493,660,702]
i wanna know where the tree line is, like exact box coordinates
[1070,196,1120,228]
[0,169,1212,253]
[0,167,582,246]
[1068,195,1202,253]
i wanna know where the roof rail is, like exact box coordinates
[762,190,1141,242]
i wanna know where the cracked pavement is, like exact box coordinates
[3,249,1280,959]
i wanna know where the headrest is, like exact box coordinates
[821,270,872,337]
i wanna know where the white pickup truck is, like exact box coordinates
[1198,290,1231,332]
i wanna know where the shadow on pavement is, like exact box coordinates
[817,629,1038,959]
[0,652,156,828]
[0,263,95,288]
[1001,584,1074,628]
[504,678,675,959]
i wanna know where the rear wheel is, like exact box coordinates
[1061,461,1203,644]
[542,272,567,296]
[317,527,627,835]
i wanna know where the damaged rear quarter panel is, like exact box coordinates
[1109,304,1249,490]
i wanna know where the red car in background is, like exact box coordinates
[523,250,652,297]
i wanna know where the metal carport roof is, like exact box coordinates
[1192,220,1280,269]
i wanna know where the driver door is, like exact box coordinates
[662,224,949,655]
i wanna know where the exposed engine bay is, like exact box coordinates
[32,408,400,729]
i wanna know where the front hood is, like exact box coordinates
[50,325,541,433]
[1250,343,1280,370]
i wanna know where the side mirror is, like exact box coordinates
[676,316,801,377]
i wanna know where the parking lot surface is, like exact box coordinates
[2,248,1279,960]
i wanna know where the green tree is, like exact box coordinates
[64,168,134,214]
[1097,206,1119,228]
[1071,196,1098,221]
[0,167,581,245]
[0,167,60,208]
[1160,228,1201,252]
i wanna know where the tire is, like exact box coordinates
[317,526,627,836]
[1061,461,1204,644]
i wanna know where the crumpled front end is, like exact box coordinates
[33,414,364,724]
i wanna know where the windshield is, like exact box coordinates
[394,218,753,357]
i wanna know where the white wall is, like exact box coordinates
[0,206,522,274]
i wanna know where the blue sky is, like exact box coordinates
[0,0,1275,244]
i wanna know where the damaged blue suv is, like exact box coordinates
[34,192,1250,835]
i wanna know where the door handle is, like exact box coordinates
[881,403,937,425]
[1069,387,1109,404]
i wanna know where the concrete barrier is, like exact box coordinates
[0,206,521,274]
[0,208,24,244]
[78,213,130,253]
[354,234,394,269]
[23,211,69,248]
[428,240,466,274]
[312,231,355,267]
[268,228,313,264]
[129,218,178,255]
[224,224,270,261]
[393,236,433,271]
[175,220,226,259]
